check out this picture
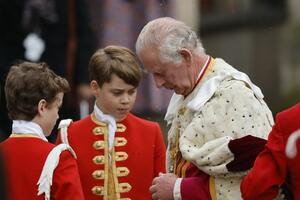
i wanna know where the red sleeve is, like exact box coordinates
[154,123,166,176]
[241,124,287,200]
[181,177,211,200]
[180,163,211,200]
[51,151,84,200]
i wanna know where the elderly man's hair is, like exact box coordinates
[136,17,205,63]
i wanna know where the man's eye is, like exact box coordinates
[154,72,164,78]
[112,91,122,95]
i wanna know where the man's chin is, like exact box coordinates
[163,86,185,95]
[163,86,172,90]
[174,88,184,95]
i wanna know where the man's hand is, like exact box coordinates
[149,173,177,200]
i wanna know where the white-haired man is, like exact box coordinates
[136,17,275,200]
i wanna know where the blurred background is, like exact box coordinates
[0,0,299,142]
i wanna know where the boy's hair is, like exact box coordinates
[88,45,142,87]
[5,61,70,121]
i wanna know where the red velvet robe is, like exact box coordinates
[178,161,212,200]
[241,103,300,199]
[57,113,166,200]
[1,136,84,200]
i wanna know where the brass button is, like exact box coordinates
[93,140,104,150]
[119,183,132,193]
[91,186,103,195]
[117,167,129,177]
[115,152,128,161]
[93,155,105,164]
[114,137,127,147]
[116,123,126,132]
[93,127,105,135]
[92,170,104,179]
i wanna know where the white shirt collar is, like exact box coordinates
[94,104,117,150]
[12,120,48,141]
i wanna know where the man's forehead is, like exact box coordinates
[140,54,160,69]
[140,46,158,59]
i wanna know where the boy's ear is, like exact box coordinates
[90,80,100,94]
[37,99,47,116]
[90,80,99,89]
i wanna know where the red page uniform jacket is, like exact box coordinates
[1,136,84,200]
[57,113,166,200]
[241,103,300,200]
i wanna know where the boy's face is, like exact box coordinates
[30,92,64,137]
[44,92,64,136]
[92,74,137,122]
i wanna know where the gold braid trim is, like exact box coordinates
[181,161,190,177]
[103,125,109,199]
[10,133,40,138]
[209,176,217,200]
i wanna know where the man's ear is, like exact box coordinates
[178,48,192,66]
[37,99,47,116]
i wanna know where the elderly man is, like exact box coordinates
[136,17,275,200]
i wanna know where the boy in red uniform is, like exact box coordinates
[56,45,166,199]
[241,103,300,199]
[0,62,84,200]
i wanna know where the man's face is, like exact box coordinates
[92,74,137,122]
[139,48,192,96]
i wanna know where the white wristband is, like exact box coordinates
[173,178,183,200]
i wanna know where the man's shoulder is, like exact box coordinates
[213,79,255,101]
[213,57,235,71]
